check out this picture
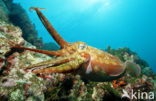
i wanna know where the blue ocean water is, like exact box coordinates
[14,0,156,72]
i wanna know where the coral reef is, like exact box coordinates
[0,20,50,100]
[105,46,156,100]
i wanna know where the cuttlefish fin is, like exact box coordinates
[12,45,63,56]
[124,61,141,77]
[29,7,69,48]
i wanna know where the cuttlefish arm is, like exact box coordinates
[32,59,83,73]
[12,45,64,56]
[29,7,69,48]
[26,53,90,74]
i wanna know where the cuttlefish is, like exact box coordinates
[12,7,141,82]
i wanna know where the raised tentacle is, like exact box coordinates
[13,45,63,56]
[29,7,69,48]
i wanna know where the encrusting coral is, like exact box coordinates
[0,20,50,100]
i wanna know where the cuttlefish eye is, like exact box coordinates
[78,44,86,50]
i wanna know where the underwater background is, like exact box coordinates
[13,0,156,72]
[0,0,156,101]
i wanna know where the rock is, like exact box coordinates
[0,21,24,55]
[0,20,52,101]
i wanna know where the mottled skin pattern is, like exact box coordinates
[12,7,137,82]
